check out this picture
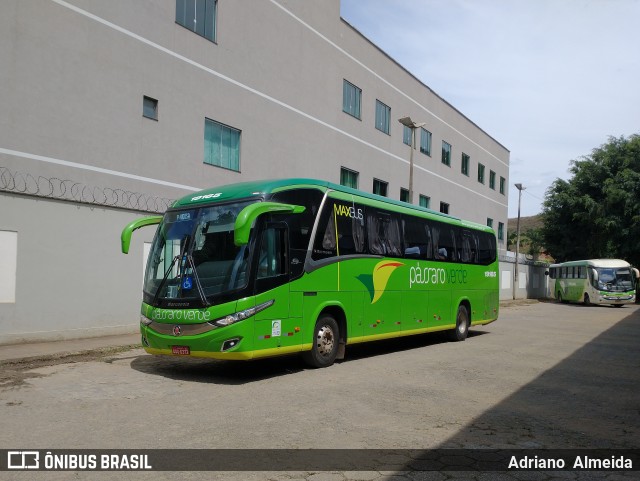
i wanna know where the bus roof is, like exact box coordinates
[172,178,494,233]
[550,259,632,269]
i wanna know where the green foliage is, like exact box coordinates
[507,227,545,259]
[542,134,640,266]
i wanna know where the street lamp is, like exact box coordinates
[514,183,526,299]
[398,116,425,204]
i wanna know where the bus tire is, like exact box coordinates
[448,304,469,342]
[583,293,591,306]
[557,291,563,303]
[303,315,339,368]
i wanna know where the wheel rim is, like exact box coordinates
[316,324,335,357]
[457,309,468,334]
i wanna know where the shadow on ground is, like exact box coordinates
[129,329,487,385]
[396,306,640,476]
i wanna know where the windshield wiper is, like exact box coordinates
[186,254,210,307]
[152,254,180,307]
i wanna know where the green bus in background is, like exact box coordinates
[547,259,638,307]
[121,179,499,368]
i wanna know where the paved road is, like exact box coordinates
[1,301,638,480]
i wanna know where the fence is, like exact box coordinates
[498,252,551,301]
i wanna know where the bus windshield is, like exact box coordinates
[596,267,634,292]
[144,201,253,303]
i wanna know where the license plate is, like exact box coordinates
[171,346,190,355]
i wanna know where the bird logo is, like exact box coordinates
[357,260,404,304]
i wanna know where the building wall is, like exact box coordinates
[0,193,153,344]
[0,0,510,343]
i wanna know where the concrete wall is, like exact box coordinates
[499,258,550,301]
[0,193,152,344]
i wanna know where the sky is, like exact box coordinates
[340,0,640,217]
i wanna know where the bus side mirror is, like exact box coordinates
[121,215,162,254]
[591,268,598,282]
[234,202,305,246]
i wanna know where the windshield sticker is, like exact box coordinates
[182,276,193,290]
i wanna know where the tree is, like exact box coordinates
[523,228,544,259]
[541,134,640,266]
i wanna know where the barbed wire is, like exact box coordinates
[0,166,175,213]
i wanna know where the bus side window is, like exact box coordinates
[478,232,496,265]
[457,229,478,264]
[432,224,455,261]
[254,224,291,296]
[402,216,432,260]
[367,209,402,257]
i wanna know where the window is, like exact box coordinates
[342,80,361,119]
[311,200,496,266]
[489,170,496,190]
[373,178,388,197]
[420,128,432,156]
[402,126,412,146]
[403,216,433,260]
[478,163,485,184]
[340,167,359,189]
[257,227,287,280]
[498,222,504,241]
[500,176,506,195]
[400,188,409,203]
[487,218,493,228]
[419,195,430,209]
[204,118,240,171]
[440,202,449,214]
[375,100,390,134]
[312,199,366,260]
[461,153,470,176]
[367,209,402,257]
[176,0,217,42]
[143,96,158,120]
[441,141,451,166]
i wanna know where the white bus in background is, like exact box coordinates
[547,259,638,307]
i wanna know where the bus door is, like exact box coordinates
[252,222,301,353]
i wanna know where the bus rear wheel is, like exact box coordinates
[448,304,469,342]
[303,315,339,368]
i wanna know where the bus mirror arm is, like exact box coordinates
[234,202,305,246]
[121,215,162,254]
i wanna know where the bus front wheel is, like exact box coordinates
[448,304,469,342]
[583,293,591,306]
[303,315,340,368]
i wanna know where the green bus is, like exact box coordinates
[547,259,638,306]
[121,178,499,367]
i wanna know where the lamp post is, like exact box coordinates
[398,117,425,204]
[514,183,526,299]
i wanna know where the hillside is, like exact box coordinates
[507,215,542,232]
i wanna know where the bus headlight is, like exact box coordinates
[140,315,153,326]
[211,299,275,327]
